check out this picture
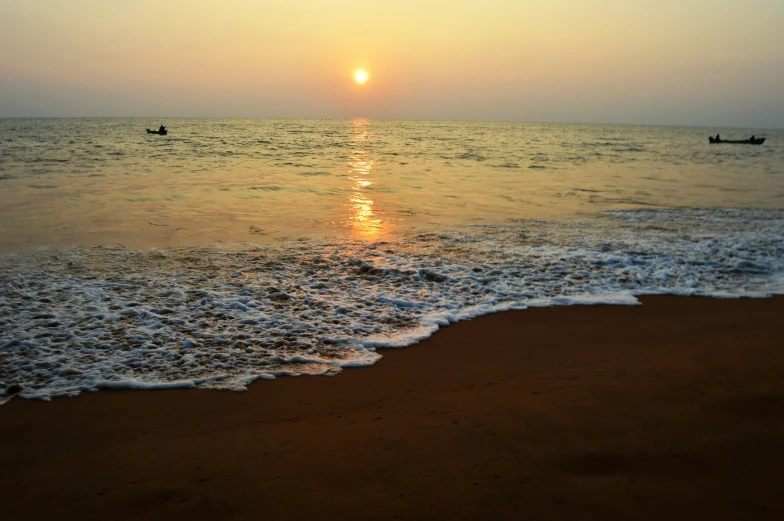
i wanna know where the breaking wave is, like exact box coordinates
[1,208,782,403]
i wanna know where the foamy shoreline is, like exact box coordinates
[2,209,782,403]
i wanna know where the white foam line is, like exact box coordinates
[1,208,783,402]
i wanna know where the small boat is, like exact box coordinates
[708,136,765,145]
[146,128,168,136]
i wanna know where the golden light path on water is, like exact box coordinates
[345,118,385,238]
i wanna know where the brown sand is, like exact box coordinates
[1,296,784,521]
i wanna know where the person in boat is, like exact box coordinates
[750,135,755,141]
[159,124,166,133]
[715,133,720,141]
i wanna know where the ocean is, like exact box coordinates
[1,118,783,403]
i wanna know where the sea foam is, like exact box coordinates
[1,208,782,403]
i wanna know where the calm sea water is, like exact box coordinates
[1,118,783,402]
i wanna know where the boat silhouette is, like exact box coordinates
[708,136,764,145]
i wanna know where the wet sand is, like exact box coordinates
[1,295,784,521]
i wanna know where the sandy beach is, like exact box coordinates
[1,295,783,521]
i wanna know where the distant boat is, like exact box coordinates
[146,128,168,136]
[709,136,765,145]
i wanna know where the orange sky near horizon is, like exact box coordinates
[1,0,783,127]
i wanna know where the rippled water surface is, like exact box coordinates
[1,119,782,402]
[1,118,782,250]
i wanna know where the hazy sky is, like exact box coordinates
[1,0,783,127]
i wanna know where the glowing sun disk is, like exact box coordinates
[354,69,369,84]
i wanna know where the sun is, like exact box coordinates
[353,69,369,85]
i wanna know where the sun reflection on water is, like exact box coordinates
[345,118,385,238]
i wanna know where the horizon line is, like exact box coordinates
[0,116,780,131]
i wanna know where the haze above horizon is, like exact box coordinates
[1,0,783,128]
